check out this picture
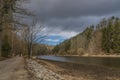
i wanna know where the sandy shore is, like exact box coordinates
[37,59,120,80]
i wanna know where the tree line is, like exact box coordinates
[0,0,48,58]
[102,17,120,53]
[53,17,120,55]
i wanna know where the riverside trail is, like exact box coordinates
[0,57,31,80]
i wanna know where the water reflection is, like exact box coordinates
[38,56,120,68]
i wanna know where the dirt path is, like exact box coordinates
[0,56,31,80]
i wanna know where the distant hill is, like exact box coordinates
[52,17,120,55]
[32,44,54,55]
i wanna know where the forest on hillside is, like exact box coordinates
[53,17,120,55]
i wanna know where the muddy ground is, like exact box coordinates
[37,59,120,80]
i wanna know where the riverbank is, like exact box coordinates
[26,59,64,80]
[56,54,120,57]
[1,56,120,80]
[37,59,120,80]
[83,54,120,57]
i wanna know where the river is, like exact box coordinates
[38,55,120,68]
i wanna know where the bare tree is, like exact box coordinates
[0,0,34,57]
[21,19,46,58]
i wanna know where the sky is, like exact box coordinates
[25,0,120,45]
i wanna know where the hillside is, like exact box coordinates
[53,17,120,55]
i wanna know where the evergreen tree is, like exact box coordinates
[52,45,60,53]
[113,18,120,53]
[64,40,71,52]
[102,17,120,53]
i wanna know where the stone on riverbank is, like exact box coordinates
[26,59,64,80]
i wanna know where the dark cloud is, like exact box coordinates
[43,16,101,32]
[26,0,120,32]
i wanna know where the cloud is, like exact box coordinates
[42,28,78,45]
[44,27,78,38]
[29,0,120,19]
[45,39,60,42]
[42,35,65,45]
[25,0,120,45]
[27,0,120,32]
[49,31,78,39]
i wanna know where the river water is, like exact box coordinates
[38,55,120,68]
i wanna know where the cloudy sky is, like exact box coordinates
[25,0,120,45]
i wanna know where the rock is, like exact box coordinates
[26,59,64,80]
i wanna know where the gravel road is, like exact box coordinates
[0,56,31,80]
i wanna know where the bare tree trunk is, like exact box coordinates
[11,34,14,57]
[28,48,30,58]
[28,44,32,58]
[0,0,3,57]
[30,45,32,57]
[0,16,2,56]
[27,45,31,58]
[0,32,2,57]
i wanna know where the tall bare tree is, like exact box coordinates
[21,19,46,58]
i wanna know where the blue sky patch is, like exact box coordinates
[41,35,66,45]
